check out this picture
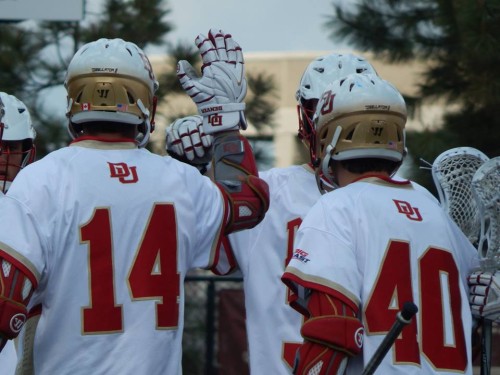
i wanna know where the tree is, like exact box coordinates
[1,0,278,167]
[1,0,172,157]
[324,0,500,188]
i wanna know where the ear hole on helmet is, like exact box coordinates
[127,91,135,104]
[346,129,354,140]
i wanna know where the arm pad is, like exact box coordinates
[293,291,363,375]
[0,255,35,352]
[211,131,269,233]
[0,297,27,339]
[301,315,363,357]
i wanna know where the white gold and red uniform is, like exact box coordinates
[283,175,480,374]
[226,164,321,374]
[0,139,228,375]
[0,195,17,375]
[0,318,17,375]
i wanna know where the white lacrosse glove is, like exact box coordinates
[469,270,500,323]
[166,115,214,168]
[177,28,247,134]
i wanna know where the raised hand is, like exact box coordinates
[177,28,247,134]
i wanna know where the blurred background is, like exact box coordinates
[1,0,498,373]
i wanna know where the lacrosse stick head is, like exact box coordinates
[431,147,490,244]
[471,157,500,271]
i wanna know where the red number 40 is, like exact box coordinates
[364,240,467,371]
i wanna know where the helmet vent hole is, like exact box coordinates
[125,48,133,56]
[346,129,354,140]
[76,92,83,103]
[127,92,135,104]
[349,83,355,91]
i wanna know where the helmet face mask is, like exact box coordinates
[296,53,378,166]
[65,38,159,147]
[313,74,407,192]
[0,92,36,193]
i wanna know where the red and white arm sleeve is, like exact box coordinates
[211,131,269,234]
[293,291,364,375]
[0,252,36,352]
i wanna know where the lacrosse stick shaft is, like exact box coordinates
[362,302,418,375]
[471,157,500,375]
[480,319,492,375]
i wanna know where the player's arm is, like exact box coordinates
[0,252,35,352]
[177,29,269,234]
[292,290,363,375]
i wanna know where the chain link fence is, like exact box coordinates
[182,271,247,375]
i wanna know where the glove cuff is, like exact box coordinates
[199,103,247,134]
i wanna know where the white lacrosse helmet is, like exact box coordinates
[65,38,159,147]
[0,92,36,192]
[314,73,407,187]
[296,53,377,166]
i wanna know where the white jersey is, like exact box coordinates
[0,340,17,374]
[0,139,226,375]
[0,191,17,375]
[283,176,480,374]
[228,164,321,374]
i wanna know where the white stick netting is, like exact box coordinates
[431,147,490,245]
[472,157,500,271]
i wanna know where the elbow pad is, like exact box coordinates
[212,131,269,233]
[0,254,35,350]
[292,291,363,375]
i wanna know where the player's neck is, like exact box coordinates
[337,167,389,187]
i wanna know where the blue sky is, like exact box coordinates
[42,0,354,118]
[86,0,352,53]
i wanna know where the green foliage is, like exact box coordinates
[1,0,278,166]
[325,0,500,190]
[0,26,46,97]
[80,0,172,48]
[245,72,278,132]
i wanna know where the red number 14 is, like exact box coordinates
[80,204,180,334]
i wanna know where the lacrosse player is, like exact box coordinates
[0,32,269,374]
[166,53,377,373]
[0,92,36,374]
[282,73,480,374]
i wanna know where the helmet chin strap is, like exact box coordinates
[318,125,343,192]
[136,99,151,148]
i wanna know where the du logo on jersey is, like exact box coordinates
[393,199,422,221]
[108,162,138,184]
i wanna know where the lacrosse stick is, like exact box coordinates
[430,147,494,374]
[0,95,5,153]
[362,301,418,375]
[430,147,490,245]
[471,157,500,375]
[0,95,4,120]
